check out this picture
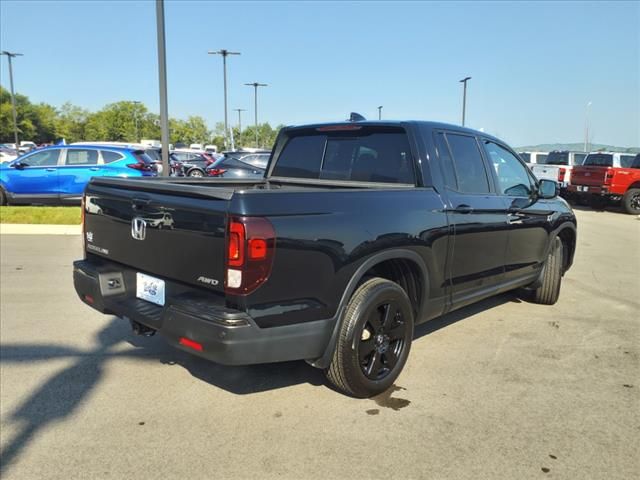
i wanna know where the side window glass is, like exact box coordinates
[20,149,60,167]
[519,152,530,163]
[434,133,457,189]
[483,141,533,197]
[620,155,635,168]
[574,153,586,165]
[65,149,98,166]
[445,134,490,194]
[101,151,124,163]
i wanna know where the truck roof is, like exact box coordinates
[283,120,503,143]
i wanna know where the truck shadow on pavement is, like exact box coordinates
[0,292,520,475]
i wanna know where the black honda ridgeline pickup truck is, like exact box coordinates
[74,121,577,397]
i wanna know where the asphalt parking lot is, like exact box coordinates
[1,208,638,479]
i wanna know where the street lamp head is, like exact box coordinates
[460,76,471,83]
[1,51,24,57]
[208,50,240,56]
[245,82,268,87]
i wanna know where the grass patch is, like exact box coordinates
[0,206,82,225]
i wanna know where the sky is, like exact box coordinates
[1,0,638,147]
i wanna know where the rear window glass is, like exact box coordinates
[574,153,586,165]
[584,154,613,166]
[134,151,154,164]
[545,152,569,165]
[101,150,124,163]
[271,128,415,184]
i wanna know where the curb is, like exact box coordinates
[0,224,82,235]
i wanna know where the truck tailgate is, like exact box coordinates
[571,166,609,186]
[83,179,230,293]
[531,164,560,181]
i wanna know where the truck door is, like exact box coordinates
[481,139,552,283]
[434,132,509,309]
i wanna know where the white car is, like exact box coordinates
[530,151,587,189]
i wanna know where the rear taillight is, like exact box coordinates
[207,168,227,177]
[81,195,86,259]
[225,216,275,295]
[127,159,153,171]
[558,168,566,182]
[605,168,615,184]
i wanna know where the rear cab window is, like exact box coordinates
[545,152,569,165]
[584,154,613,167]
[270,126,416,184]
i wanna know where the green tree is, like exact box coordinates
[54,102,89,143]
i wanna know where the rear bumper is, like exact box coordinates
[73,259,334,365]
[568,185,606,195]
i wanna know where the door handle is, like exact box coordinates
[453,204,473,214]
[46,168,56,172]
[89,167,100,171]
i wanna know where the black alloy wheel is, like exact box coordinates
[358,301,408,380]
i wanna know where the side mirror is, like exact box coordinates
[538,179,558,199]
[12,161,26,170]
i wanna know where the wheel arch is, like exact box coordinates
[309,249,430,369]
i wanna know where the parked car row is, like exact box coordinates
[521,150,639,214]
[568,152,640,214]
[0,145,157,205]
[0,143,273,205]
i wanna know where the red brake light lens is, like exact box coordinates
[248,238,267,260]
[179,337,203,351]
[228,221,245,267]
[225,217,275,295]
[558,168,566,182]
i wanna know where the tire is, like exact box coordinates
[326,277,414,398]
[0,188,6,206]
[622,188,640,215]
[188,169,204,178]
[532,237,563,305]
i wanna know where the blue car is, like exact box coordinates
[0,145,157,205]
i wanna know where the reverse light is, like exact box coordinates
[225,216,275,295]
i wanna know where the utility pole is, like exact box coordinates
[377,105,383,120]
[155,0,170,176]
[244,82,268,147]
[459,76,471,126]
[1,51,24,149]
[208,49,241,149]
[584,101,592,152]
[132,100,142,142]
[234,108,246,133]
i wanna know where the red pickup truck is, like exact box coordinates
[568,153,640,214]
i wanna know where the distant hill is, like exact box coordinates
[515,143,639,154]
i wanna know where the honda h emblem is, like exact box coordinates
[131,217,147,241]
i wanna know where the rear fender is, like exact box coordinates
[308,249,429,369]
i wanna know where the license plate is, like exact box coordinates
[136,272,165,306]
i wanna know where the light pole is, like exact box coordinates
[132,100,142,142]
[244,82,268,147]
[208,49,240,149]
[378,106,383,120]
[234,108,246,133]
[459,76,471,126]
[155,0,170,176]
[584,101,592,152]
[1,51,24,149]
